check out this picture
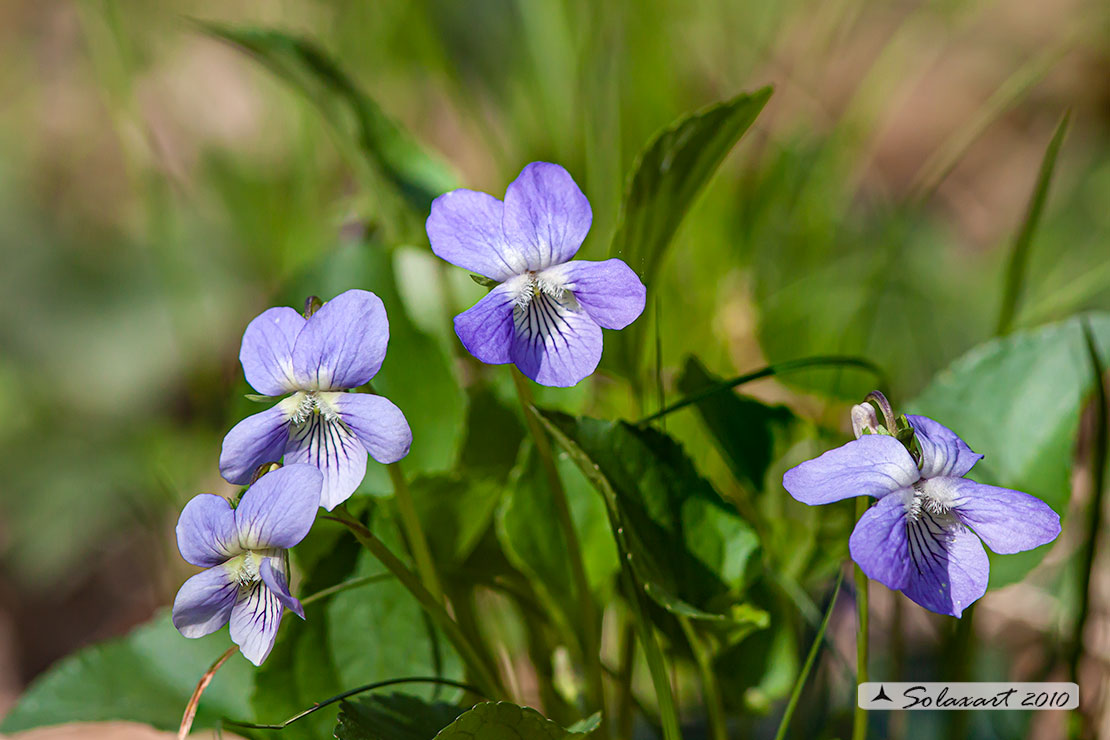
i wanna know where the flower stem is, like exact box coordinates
[300,573,393,607]
[325,508,505,699]
[679,616,727,740]
[510,368,606,718]
[774,571,843,740]
[388,461,445,604]
[178,645,238,740]
[852,498,870,740]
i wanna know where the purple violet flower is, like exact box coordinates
[426,162,646,387]
[783,414,1061,617]
[219,289,412,510]
[172,464,322,665]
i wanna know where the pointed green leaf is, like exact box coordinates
[434,701,596,739]
[608,87,772,378]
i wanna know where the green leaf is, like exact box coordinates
[536,411,761,621]
[0,611,253,732]
[498,442,619,624]
[198,23,457,239]
[335,693,463,740]
[675,356,797,491]
[434,701,596,739]
[409,474,504,570]
[457,387,526,482]
[910,312,1110,586]
[607,87,772,378]
[283,241,467,494]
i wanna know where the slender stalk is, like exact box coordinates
[615,618,637,740]
[324,509,505,698]
[222,676,481,730]
[300,573,393,607]
[388,461,445,603]
[679,616,728,740]
[852,498,870,740]
[179,645,238,739]
[620,567,683,740]
[774,571,843,740]
[1070,319,1108,693]
[638,356,884,425]
[510,368,606,717]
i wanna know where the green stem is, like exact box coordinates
[615,617,637,740]
[774,571,843,740]
[300,573,393,607]
[1071,319,1108,690]
[638,356,884,425]
[679,616,727,740]
[620,567,682,740]
[324,509,505,699]
[510,368,606,718]
[388,461,445,604]
[222,677,481,730]
[852,499,870,740]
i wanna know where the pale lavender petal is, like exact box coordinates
[931,477,1061,555]
[333,392,412,465]
[902,515,988,618]
[229,581,283,665]
[172,565,238,639]
[453,279,521,366]
[292,290,388,391]
[510,291,603,387]
[176,494,240,568]
[502,162,592,270]
[539,259,646,330]
[239,307,304,396]
[907,415,983,479]
[260,557,304,619]
[849,491,913,591]
[782,435,919,506]
[219,405,292,486]
[235,464,322,550]
[427,189,525,281]
[285,415,368,510]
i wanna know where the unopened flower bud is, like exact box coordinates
[851,403,880,439]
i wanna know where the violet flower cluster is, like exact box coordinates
[172,163,647,664]
[783,406,1061,617]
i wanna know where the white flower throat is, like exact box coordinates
[227,549,281,588]
[283,391,342,426]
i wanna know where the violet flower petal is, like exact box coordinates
[239,307,305,396]
[502,162,592,271]
[901,518,988,618]
[292,290,389,391]
[849,491,913,591]
[932,477,1062,554]
[453,279,521,366]
[509,292,603,387]
[219,405,292,486]
[782,435,919,505]
[426,189,523,281]
[235,464,322,550]
[539,259,646,330]
[176,494,240,568]
[334,392,412,465]
[284,415,368,510]
[260,558,304,619]
[229,581,283,666]
[172,565,238,639]
[907,415,983,478]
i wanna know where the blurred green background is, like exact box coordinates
[1,0,1108,729]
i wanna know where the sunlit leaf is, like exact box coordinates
[434,701,596,739]
[0,611,253,732]
[335,693,463,740]
[607,87,772,378]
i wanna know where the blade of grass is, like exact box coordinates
[995,111,1071,335]
[638,355,884,425]
[1068,318,1108,703]
[773,571,843,740]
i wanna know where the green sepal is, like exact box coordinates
[469,273,499,289]
[245,393,283,403]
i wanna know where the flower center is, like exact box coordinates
[512,271,568,311]
[907,479,956,522]
[283,391,341,426]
